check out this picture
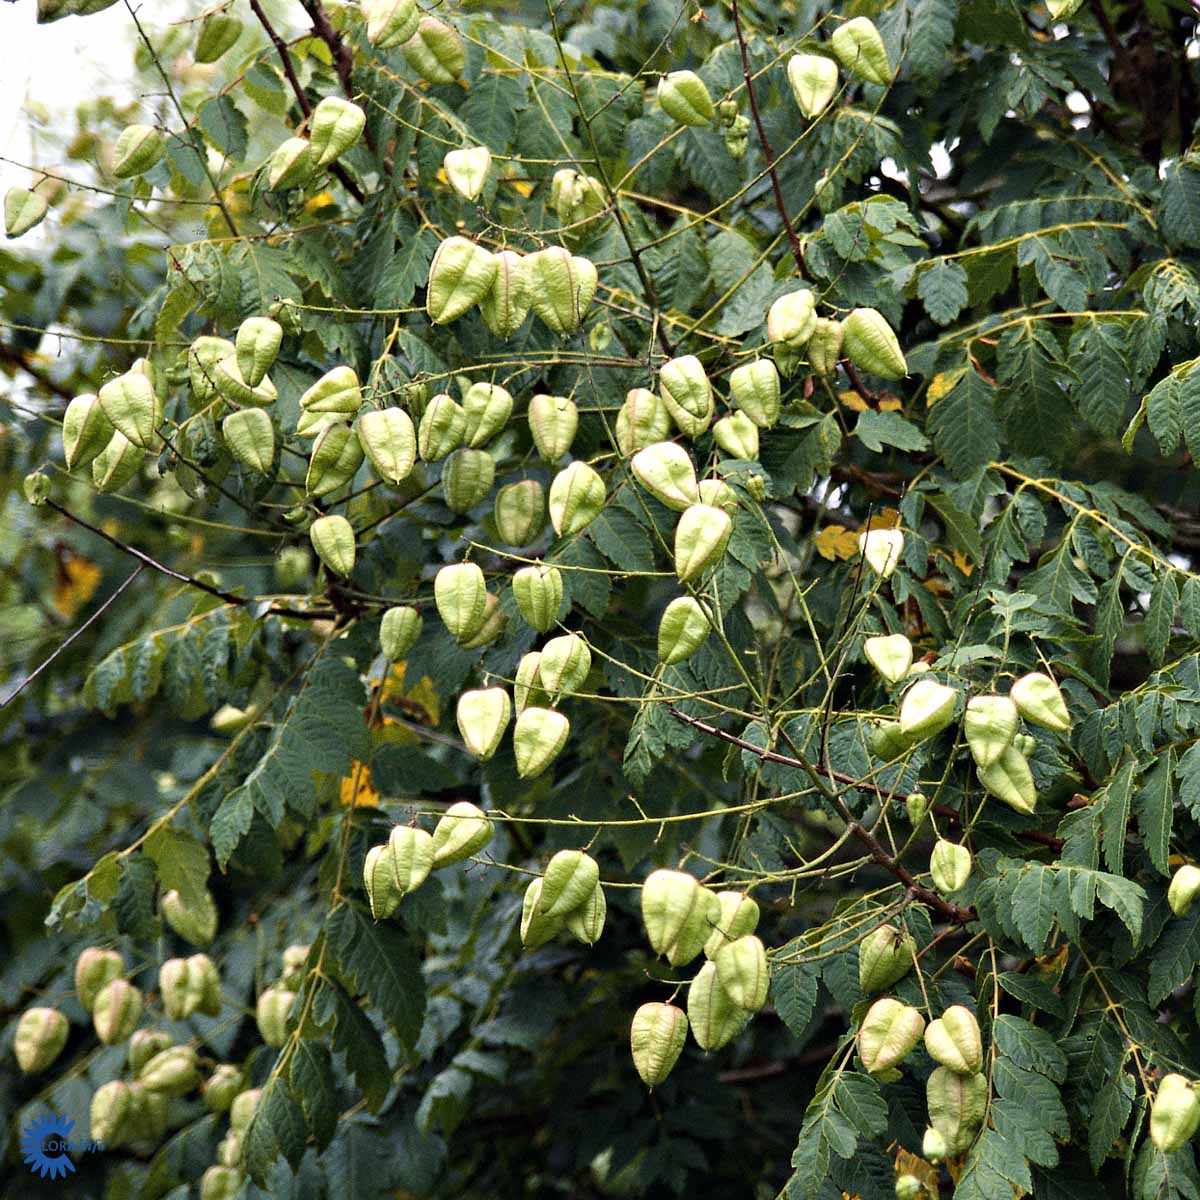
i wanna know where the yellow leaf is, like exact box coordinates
[507,178,533,198]
[52,553,102,619]
[304,191,336,212]
[862,508,901,532]
[838,389,869,413]
[814,525,860,561]
[378,662,441,744]
[895,1147,940,1196]
[339,761,380,807]
[877,393,903,412]
[926,368,966,408]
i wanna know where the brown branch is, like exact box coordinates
[300,0,378,157]
[844,362,882,407]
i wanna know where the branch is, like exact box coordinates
[300,0,378,157]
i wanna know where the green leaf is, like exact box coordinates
[1072,319,1130,435]
[144,827,210,912]
[927,366,1000,476]
[918,259,969,324]
[853,409,929,453]
[1135,748,1174,877]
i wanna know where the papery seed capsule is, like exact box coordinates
[363,844,402,919]
[434,562,487,641]
[859,527,904,578]
[538,632,590,697]
[926,1067,987,1156]
[687,960,749,1051]
[93,978,143,1044]
[113,124,164,179]
[712,411,759,460]
[456,688,512,761]
[520,878,564,948]
[641,869,720,967]
[536,850,600,920]
[418,393,468,461]
[431,801,493,867]
[128,1029,173,1074]
[213,354,277,408]
[495,480,547,547]
[548,461,605,536]
[301,364,361,414]
[767,290,817,348]
[829,17,893,86]
[905,792,928,825]
[863,633,913,685]
[728,359,781,428]
[267,136,315,190]
[513,565,563,633]
[658,596,711,665]
[356,407,416,484]
[1169,864,1200,917]
[480,249,529,338]
[76,947,124,1012]
[859,997,925,1074]
[963,695,1018,768]
[566,881,607,945]
[528,393,578,461]
[230,1087,261,1132]
[14,1007,69,1073]
[195,11,243,62]
[363,0,420,48]
[631,441,699,512]
[461,381,514,448]
[401,16,465,83]
[203,1064,243,1113]
[442,447,495,513]
[616,387,671,454]
[222,408,275,474]
[513,706,570,778]
[128,1085,169,1143]
[309,514,356,576]
[657,70,716,127]
[427,236,497,325]
[673,503,732,583]
[896,1175,922,1200]
[62,393,114,470]
[723,115,749,160]
[380,605,421,661]
[924,1005,983,1076]
[98,371,157,448]
[309,97,366,168]
[899,679,957,740]
[698,478,739,512]
[1010,672,1071,732]
[1013,732,1036,756]
[842,307,906,379]
[923,1126,948,1163]
[930,840,972,893]
[5,187,48,238]
[443,145,491,200]
[630,1002,688,1086]
[977,744,1037,815]
[659,355,713,438]
[1151,1074,1200,1153]
[858,924,915,993]
[281,945,310,990]
[807,318,844,376]
[138,1045,200,1097]
[703,891,760,958]
[386,824,435,897]
[90,1080,133,1146]
[514,651,547,715]
[456,594,505,649]
[235,317,282,388]
[870,718,913,762]
[255,987,295,1048]
[188,336,234,404]
[201,1166,242,1200]
[787,53,839,118]
[715,934,769,1011]
[527,247,598,335]
[306,422,364,496]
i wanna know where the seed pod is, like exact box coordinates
[434,562,487,640]
[160,955,218,1020]
[267,136,315,190]
[5,187,49,238]
[235,317,282,388]
[925,1005,983,1076]
[357,407,417,485]
[807,317,844,376]
[459,383,511,450]
[830,17,893,86]
[419,392,468,461]
[427,237,497,325]
[195,11,242,61]
[188,336,233,403]
[1013,732,1036,756]
[386,824,436,898]
[1151,1074,1200,1153]
[787,53,839,117]
[520,878,564,948]
[380,605,421,661]
[549,461,605,536]
[401,15,465,83]
[659,355,714,438]
[93,978,143,1044]
[715,935,769,1011]
[14,1007,69,1073]
[527,247,598,335]
[863,633,913,685]
[528,394,578,461]
[923,1126,948,1163]
[280,944,310,990]
[729,359,781,428]
[494,481,547,547]
[930,840,972,893]
[1169,865,1200,917]
[858,924,915,993]
[859,998,925,1074]
[458,591,508,651]
[977,744,1037,815]
[139,1045,200,1097]
[98,371,157,448]
[513,706,570,778]
[899,679,957,740]
[514,651,547,715]
[456,687,512,761]
[536,850,600,920]
[870,718,912,762]
[363,0,419,48]
[723,114,750,160]
[700,478,740,512]
[309,514,356,576]
[479,249,530,338]
[91,1080,133,1146]
[126,1085,168,1144]
[538,632,591,698]
[128,1028,173,1074]
[1010,672,1071,732]
[616,387,672,454]
[307,422,364,496]
[631,442,699,512]
[658,596,711,665]
[895,1175,922,1200]
[657,70,716,127]
[554,170,607,238]
[431,801,493,867]
[222,408,275,474]
[687,960,749,1051]
[630,1002,688,1087]
[674,503,732,583]
[513,565,563,633]
[203,1064,243,1113]
[767,290,817,348]
[859,527,904,578]
[963,695,1018,768]
[230,1087,261,1132]
[201,1167,242,1200]
[363,845,402,919]
[642,869,720,967]
[842,307,906,379]
[566,881,607,944]
[301,364,361,414]
[309,97,366,167]
[713,411,759,460]
[62,393,114,470]
[704,891,760,958]
[112,124,164,179]
[442,447,494,514]
[905,792,928,826]
[443,145,491,200]
[213,354,277,407]
[76,947,124,1012]
[256,987,295,1048]
[927,1067,987,1156]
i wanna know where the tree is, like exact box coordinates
[3,0,1200,1194]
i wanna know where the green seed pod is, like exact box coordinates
[767,290,817,348]
[926,1067,987,1156]
[380,605,422,661]
[459,592,507,649]
[548,461,605,537]
[309,97,366,168]
[658,595,711,665]
[716,98,740,126]
[659,355,713,438]
[401,15,465,83]
[235,317,282,388]
[673,503,732,583]
[641,869,721,967]
[195,11,242,62]
[924,1005,983,1076]
[98,371,157,448]
[301,364,361,414]
[14,1007,69,1073]
[76,947,124,1012]
[267,136,315,190]
[923,1126,948,1163]
[230,1087,262,1132]
[363,0,419,48]
[128,1028,173,1074]
[162,884,219,945]
[859,997,925,1074]
[729,359,781,428]
[280,944,310,990]
[1010,672,1071,732]
[363,844,402,919]
[787,53,839,118]
[62,393,114,470]
[419,392,468,461]
[431,801,493,867]
[256,986,295,1048]
[90,1080,133,1146]
[715,934,769,1011]
[977,744,1037,815]
[5,187,49,238]
[21,469,45,506]
[203,1064,243,1113]
[201,1166,242,1200]
[513,706,570,778]
[687,960,749,1051]
[964,695,1019,767]
[266,298,301,337]
[807,318,844,375]
[905,792,928,826]
[112,124,164,179]
[630,1002,688,1087]
[1169,865,1200,917]
[138,1045,200,1097]
[427,236,497,325]
[616,387,672,454]
[513,564,563,633]
[527,247,598,335]
[93,978,142,1044]
[895,1175,922,1200]
[863,633,913,685]
[514,651,547,715]
[859,527,904,578]
[830,17,893,86]
[479,249,530,338]
[554,170,607,240]
[188,336,233,403]
[842,307,907,379]
[306,421,364,496]
[631,442,699,512]
[528,394,578,461]
[858,924,915,993]
[899,679,957,740]
[536,850,600,920]
[309,514,357,576]
[159,955,214,1020]
[930,839,972,893]
[538,632,591,698]
[1013,732,1036,756]
[126,1085,168,1144]
[870,718,913,762]
[386,824,435,898]
[442,447,495,513]
[1151,1074,1200,1153]
[723,115,750,160]
[434,562,487,641]
[456,687,512,761]
[566,881,607,945]
[222,408,275,474]
[699,478,739,512]
[704,891,760,958]
[495,480,547,547]
[712,411,759,460]
[460,382,512,448]
[213,353,277,407]
[357,407,417,484]
[657,70,716,127]
[520,878,564,949]
[443,145,491,200]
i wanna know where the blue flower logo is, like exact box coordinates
[20,1113,78,1180]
